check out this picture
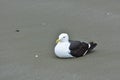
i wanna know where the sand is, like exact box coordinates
[0,0,120,80]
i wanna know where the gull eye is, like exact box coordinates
[63,36,65,38]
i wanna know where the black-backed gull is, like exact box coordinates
[54,33,97,58]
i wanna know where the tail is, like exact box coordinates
[88,42,97,52]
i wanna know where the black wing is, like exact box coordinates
[69,40,89,57]
[69,40,82,50]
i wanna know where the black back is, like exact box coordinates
[69,40,89,57]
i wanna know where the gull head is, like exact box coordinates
[56,33,69,43]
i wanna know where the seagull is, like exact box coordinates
[54,33,97,58]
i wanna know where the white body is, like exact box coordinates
[54,42,73,58]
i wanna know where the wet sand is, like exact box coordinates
[0,0,120,80]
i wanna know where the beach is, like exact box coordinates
[0,0,120,80]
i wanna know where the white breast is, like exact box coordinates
[54,42,73,58]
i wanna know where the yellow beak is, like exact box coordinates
[56,39,60,43]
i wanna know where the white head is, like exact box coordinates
[56,33,69,43]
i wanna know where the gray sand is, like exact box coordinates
[0,0,120,80]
